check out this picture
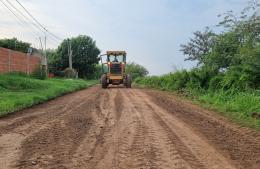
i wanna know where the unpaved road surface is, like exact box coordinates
[0,86,259,169]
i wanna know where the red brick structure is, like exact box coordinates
[0,47,41,74]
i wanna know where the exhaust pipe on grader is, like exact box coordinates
[99,51,132,89]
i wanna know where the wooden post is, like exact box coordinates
[27,53,30,74]
[8,49,11,72]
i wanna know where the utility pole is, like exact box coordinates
[39,35,47,75]
[44,33,48,75]
[44,34,47,64]
[39,37,44,64]
[69,49,73,69]
[14,39,17,51]
[68,39,73,69]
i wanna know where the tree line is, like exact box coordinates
[137,0,260,92]
[134,1,260,127]
[180,0,260,91]
[0,35,148,79]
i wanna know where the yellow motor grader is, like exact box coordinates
[99,51,132,89]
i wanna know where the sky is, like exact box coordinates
[0,0,248,75]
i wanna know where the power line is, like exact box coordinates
[15,0,63,41]
[13,0,62,44]
[4,0,45,38]
[15,0,46,31]
[0,0,60,48]
[1,0,63,48]
[0,0,41,39]
[8,0,60,44]
[0,0,24,26]
[6,0,45,34]
[3,0,60,45]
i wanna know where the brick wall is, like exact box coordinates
[0,47,41,74]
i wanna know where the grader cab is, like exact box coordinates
[100,51,132,89]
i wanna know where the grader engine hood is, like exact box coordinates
[110,63,122,75]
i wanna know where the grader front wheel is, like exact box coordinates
[101,74,108,89]
[126,74,132,88]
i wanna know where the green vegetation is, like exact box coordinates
[0,38,31,53]
[135,1,260,130]
[48,35,100,78]
[0,73,97,116]
[126,62,149,80]
[0,34,101,115]
[0,37,41,54]
[31,66,48,80]
[135,75,260,130]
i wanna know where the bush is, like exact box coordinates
[134,73,260,130]
[126,62,149,80]
[170,71,190,90]
[87,64,102,80]
[31,66,47,80]
[209,74,224,91]
[63,68,77,78]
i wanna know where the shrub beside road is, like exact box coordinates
[134,76,260,130]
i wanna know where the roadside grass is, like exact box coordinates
[134,82,260,131]
[0,74,98,116]
[189,89,260,130]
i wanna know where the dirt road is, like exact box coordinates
[0,86,259,169]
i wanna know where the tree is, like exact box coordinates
[47,49,60,74]
[49,35,101,78]
[179,0,260,90]
[180,28,216,65]
[218,0,260,45]
[205,31,241,71]
[92,64,102,80]
[0,38,31,53]
[126,62,149,80]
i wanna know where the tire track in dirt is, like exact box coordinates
[143,89,260,169]
[66,89,108,169]
[115,90,194,169]
[125,90,198,169]
[115,90,155,169]
[0,86,100,169]
[128,89,240,169]
[114,89,123,121]
[16,88,101,169]
[86,89,116,168]
[113,89,140,168]
[116,125,134,168]
[0,87,98,137]
[151,112,204,169]
[70,88,124,169]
